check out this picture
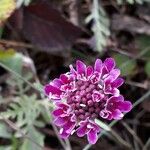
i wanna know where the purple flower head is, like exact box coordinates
[44,58,132,144]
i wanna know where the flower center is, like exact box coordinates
[67,80,105,121]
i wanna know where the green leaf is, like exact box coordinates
[0,49,15,59]
[0,146,12,150]
[113,54,137,76]
[11,136,19,150]
[0,50,23,74]
[0,122,12,138]
[40,103,52,122]
[33,82,43,93]
[95,119,111,131]
[1,95,42,132]
[145,61,150,77]
[85,0,110,53]
[20,126,44,150]
[136,35,150,60]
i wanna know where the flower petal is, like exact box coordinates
[112,88,120,96]
[112,78,124,88]
[76,60,86,75]
[86,66,93,77]
[105,69,120,83]
[63,121,76,134]
[104,58,115,71]
[94,59,102,72]
[109,95,124,103]
[60,74,69,84]
[118,101,132,112]
[60,129,70,139]
[44,84,61,96]
[52,79,62,88]
[105,87,120,96]
[87,129,98,144]
[52,109,64,117]
[110,69,120,79]
[55,102,69,110]
[112,109,124,120]
[77,123,88,137]
[54,117,68,126]
[69,64,77,75]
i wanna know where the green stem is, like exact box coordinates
[0,62,41,93]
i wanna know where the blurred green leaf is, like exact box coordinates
[0,61,47,149]
[85,0,110,53]
[0,146,12,150]
[0,93,49,139]
[0,50,23,74]
[20,126,44,150]
[136,35,150,60]
[0,49,15,59]
[145,61,150,77]
[2,95,41,127]
[33,82,43,93]
[113,54,137,76]
[0,122,12,138]
[40,102,52,122]
[95,119,111,131]
[10,136,19,150]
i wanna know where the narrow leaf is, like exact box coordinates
[95,119,111,131]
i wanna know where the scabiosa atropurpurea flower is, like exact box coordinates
[44,58,132,144]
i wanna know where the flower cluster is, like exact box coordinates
[44,58,132,144]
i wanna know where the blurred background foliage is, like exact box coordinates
[0,0,150,150]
